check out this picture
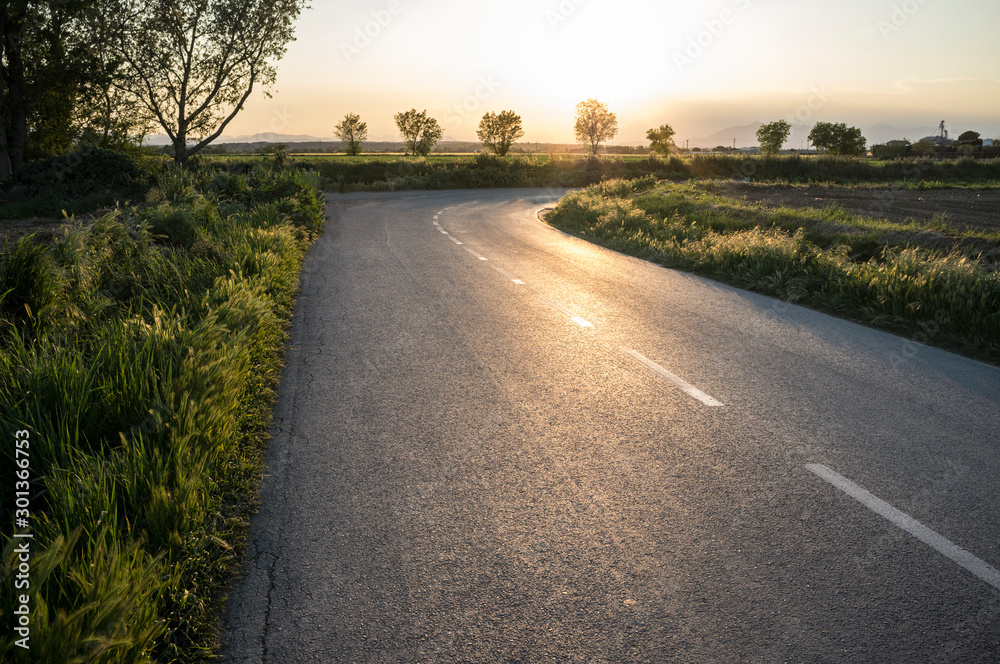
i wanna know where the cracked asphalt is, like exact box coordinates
[221,189,1000,663]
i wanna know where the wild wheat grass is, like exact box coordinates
[547,178,1000,364]
[301,153,1000,192]
[0,158,325,662]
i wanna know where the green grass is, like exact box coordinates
[0,158,325,662]
[11,152,994,218]
[292,153,1000,192]
[547,177,1000,364]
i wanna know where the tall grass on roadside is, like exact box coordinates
[305,153,1000,192]
[548,179,1000,364]
[315,153,691,191]
[0,160,325,662]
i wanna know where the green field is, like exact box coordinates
[8,151,996,222]
[293,153,1000,193]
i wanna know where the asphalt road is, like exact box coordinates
[222,189,1000,663]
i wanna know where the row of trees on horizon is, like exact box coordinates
[332,101,865,158]
[3,0,993,182]
[333,104,993,159]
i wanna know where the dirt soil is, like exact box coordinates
[0,217,66,245]
[720,183,1000,234]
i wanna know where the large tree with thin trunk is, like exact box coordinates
[574,98,617,156]
[394,109,443,156]
[756,119,791,155]
[0,2,29,180]
[105,0,307,165]
[477,110,523,156]
[808,122,866,156]
[334,113,367,156]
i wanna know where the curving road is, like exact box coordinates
[222,189,1000,663]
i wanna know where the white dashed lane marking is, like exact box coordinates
[806,463,1000,591]
[489,265,525,285]
[624,349,724,406]
[538,296,593,328]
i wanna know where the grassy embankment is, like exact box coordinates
[297,153,1000,192]
[546,176,1000,364]
[0,150,325,662]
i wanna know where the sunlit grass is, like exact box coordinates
[0,160,325,662]
[548,178,1000,364]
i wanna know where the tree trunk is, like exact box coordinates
[174,123,188,166]
[2,1,29,175]
[0,9,9,181]
[0,93,11,182]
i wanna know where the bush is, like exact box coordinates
[2,148,165,201]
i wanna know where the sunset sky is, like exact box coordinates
[220,0,1000,147]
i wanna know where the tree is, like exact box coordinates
[958,130,981,142]
[646,124,676,156]
[871,140,911,160]
[104,0,307,166]
[335,113,367,156]
[1,0,108,179]
[262,142,289,166]
[574,98,617,155]
[808,122,866,156]
[71,8,156,152]
[910,139,939,155]
[756,120,791,155]
[394,109,443,156]
[477,110,523,156]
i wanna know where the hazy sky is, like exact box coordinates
[222,0,1000,146]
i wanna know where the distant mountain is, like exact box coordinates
[690,123,761,150]
[224,132,333,143]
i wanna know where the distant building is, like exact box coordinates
[919,135,955,147]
